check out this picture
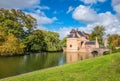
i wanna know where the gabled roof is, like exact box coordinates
[70,29,76,33]
[67,29,89,39]
[67,34,78,38]
[78,31,85,36]
[85,41,96,45]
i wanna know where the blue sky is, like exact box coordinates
[0,0,120,39]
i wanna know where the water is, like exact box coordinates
[0,52,94,79]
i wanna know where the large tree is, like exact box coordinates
[0,8,37,38]
[0,33,25,56]
[90,25,105,47]
[23,30,47,52]
[45,31,60,51]
[108,34,120,49]
[23,30,61,52]
[0,8,37,55]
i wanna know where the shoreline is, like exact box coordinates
[1,52,120,81]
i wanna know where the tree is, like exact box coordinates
[23,30,47,52]
[23,30,61,52]
[0,8,37,55]
[45,31,60,51]
[0,33,25,56]
[60,37,67,47]
[91,25,105,47]
[0,8,37,38]
[108,34,120,49]
[0,28,6,45]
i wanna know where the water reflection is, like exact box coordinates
[0,52,98,79]
[66,52,93,63]
[0,52,66,79]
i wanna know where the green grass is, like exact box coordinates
[1,53,120,81]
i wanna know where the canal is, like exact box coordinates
[0,52,94,79]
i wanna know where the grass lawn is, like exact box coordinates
[1,52,120,81]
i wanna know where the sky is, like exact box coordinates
[0,0,120,39]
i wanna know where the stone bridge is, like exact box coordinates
[89,48,110,55]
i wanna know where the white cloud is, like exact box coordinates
[98,12,118,26]
[58,21,120,39]
[72,5,97,23]
[27,11,57,29]
[57,27,73,39]
[112,0,120,15]
[66,6,74,14]
[81,0,96,4]
[57,25,95,39]
[112,0,120,5]
[37,6,50,10]
[0,0,57,30]
[32,14,57,25]
[37,25,47,30]
[72,5,119,25]
[58,5,120,39]
[80,0,106,4]
[0,0,40,9]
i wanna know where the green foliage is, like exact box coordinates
[45,31,60,51]
[60,37,67,47]
[0,8,37,38]
[23,30,61,52]
[23,30,47,52]
[90,25,105,47]
[108,34,120,49]
[111,48,120,53]
[0,8,37,56]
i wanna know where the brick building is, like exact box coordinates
[64,29,99,52]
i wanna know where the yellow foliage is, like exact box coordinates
[0,33,25,56]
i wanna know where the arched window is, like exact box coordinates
[70,44,72,47]
[81,41,84,46]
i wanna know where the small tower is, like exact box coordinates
[103,38,108,48]
[66,29,79,52]
[95,37,99,48]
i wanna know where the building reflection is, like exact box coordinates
[65,52,93,63]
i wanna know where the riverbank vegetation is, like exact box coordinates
[1,52,120,81]
[0,9,61,56]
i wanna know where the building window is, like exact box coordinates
[70,45,72,47]
[81,41,84,46]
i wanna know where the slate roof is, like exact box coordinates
[78,31,85,36]
[85,41,96,45]
[68,29,89,39]
[67,34,78,38]
[70,29,76,33]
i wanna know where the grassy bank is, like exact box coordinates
[1,53,120,81]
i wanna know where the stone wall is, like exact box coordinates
[66,38,78,52]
